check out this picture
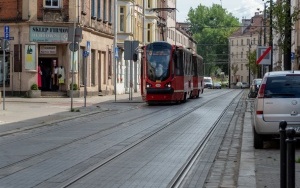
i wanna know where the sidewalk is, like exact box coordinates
[0,93,143,134]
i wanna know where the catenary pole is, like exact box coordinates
[114,0,117,102]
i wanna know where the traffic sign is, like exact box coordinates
[83,51,89,57]
[87,41,90,52]
[4,25,10,40]
[4,25,9,33]
[256,46,271,65]
[69,42,79,52]
[115,47,119,58]
[0,37,14,40]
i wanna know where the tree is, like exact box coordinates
[266,0,300,70]
[187,4,240,76]
[246,49,260,78]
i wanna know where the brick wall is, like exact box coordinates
[0,0,20,20]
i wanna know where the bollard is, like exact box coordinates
[279,120,287,188]
[286,128,296,188]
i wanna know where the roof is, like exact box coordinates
[230,13,264,37]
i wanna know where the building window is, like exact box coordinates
[45,0,59,8]
[241,39,243,46]
[97,0,101,20]
[241,64,243,70]
[147,0,151,8]
[231,40,233,46]
[108,50,112,78]
[119,7,125,32]
[103,0,107,21]
[109,0,112,23]
[91,50,96,86]
[91,0,96,19]
[241,51,243,58]
[147,23,152,42]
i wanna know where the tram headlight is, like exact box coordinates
[146,82,152,88]
[165,82,171,88]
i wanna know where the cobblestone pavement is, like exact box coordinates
[0,90,300,187]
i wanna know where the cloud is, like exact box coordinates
[227,0,264,20]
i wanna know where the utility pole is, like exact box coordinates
[284,0,292,70]
[248,42,251,85]
[269,0,273,71]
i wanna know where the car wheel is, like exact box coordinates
[253,128,264,149]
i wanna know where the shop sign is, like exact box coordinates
[25,44,36,70]
[40,45,57,54]
[29,26,69,43]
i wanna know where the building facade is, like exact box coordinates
[0,0,115,97]
[0,0,197,97]
[229,13,266,86]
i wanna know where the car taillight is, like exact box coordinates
[256,110,263,115]
[257,83,266,98]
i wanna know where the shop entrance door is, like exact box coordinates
[38,58,58,91]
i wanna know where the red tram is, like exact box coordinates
[191,53,204,98]
[140,41,204,104]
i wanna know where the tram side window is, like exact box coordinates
[174,51,183,76]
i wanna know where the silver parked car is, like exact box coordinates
[252,71,300,149]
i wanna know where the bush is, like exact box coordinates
[69,83,78,90]
[31,83,38,90]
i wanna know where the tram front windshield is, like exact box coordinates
[146,43,171,82]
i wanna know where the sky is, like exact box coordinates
[176,0,265,22]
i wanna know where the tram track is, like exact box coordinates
[168,93,237,188]
[0,89,241,188]
[57,90,240,187]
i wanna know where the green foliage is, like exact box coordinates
[69,83,78,90]
[231,63,238,79]
[31,83,38,90]
[247,50,260,77]
[266,0,300,52]
[296,157,300,163]
[187,4,240,76]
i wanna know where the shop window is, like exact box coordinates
[108,50,112,78]
[91,50,96,86]
[0,55,10,87]
[80,47,84,86]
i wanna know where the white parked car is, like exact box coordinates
[204,77,213,88]
[236,82,249,88]
[252,71,300,149]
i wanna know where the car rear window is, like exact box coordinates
[264,75,300,98]
[255,80,262,85]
